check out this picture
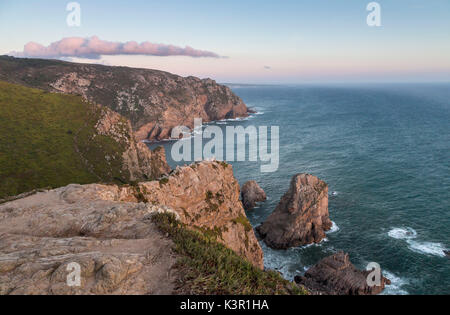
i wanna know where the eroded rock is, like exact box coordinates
[137,161,264,269]
[256,174,332,249]
[294,252,390,295]
[241,181,267,210]
[94,105,170,181]
[0,161,264,295]
[0,193,179,295]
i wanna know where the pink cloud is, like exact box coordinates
[10,36,221,59]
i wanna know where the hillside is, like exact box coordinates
[0,81,169,199]
[0,56,250,141]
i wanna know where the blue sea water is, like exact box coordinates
[149,84,450,295]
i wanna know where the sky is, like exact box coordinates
[1,0,450,83]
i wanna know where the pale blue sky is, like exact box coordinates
[1,0,449,83]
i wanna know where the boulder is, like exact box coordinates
[256,174,332,249]
[241,181,267,210]
[294,252,391,295]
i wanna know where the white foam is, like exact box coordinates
[381,270,409,295]
[327,221,340,234]
[388,227,417,240]
[406,240,447,258]
[388,227,447,257]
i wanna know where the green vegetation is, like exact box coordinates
[159,177,170,187]
[232,215,253,233]
[204,190,220,213]
[205,190,214,200]
[0,81,130,199]
[152,213,308,295]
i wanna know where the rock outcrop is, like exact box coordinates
[241,181,267,210]
[0,56,250,141]
[136,161,264,269]
[0,161,263,293]
[0,186,180,295]
[256,174,332,249]
[294,252,390,295]
[94,105,171,181]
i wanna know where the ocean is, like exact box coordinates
[149,84,450,295]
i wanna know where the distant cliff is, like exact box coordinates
[0,56,249,141]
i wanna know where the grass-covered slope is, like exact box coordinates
[152,213,308,295]
[0,81,141,199]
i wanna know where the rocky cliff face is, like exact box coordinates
[0,161,263,285]
[94,105,170,181]
[0,56,249,141]
[257,174,332,249]
[136,161,264,269]
[294,252,390,295]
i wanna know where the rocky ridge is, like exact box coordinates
[0,56,250,141]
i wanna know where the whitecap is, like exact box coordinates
[388,227,447,257]
[406,240,447,258]
[387,227,417,240]
[327,221,340,234]
[381,270,409,295]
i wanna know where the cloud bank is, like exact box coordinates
[10,36,221,59]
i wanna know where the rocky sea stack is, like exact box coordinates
[295,252,391,295]
[241,181,267,210]
[257,174,332,249]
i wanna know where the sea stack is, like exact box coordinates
[241,181,267,210]
[256,174,332,249]
[294,252,391,295]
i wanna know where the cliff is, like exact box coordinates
[0,56,250,141]
[136,161,264,269]
[0,162,305,295]
[0,81,170,199]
